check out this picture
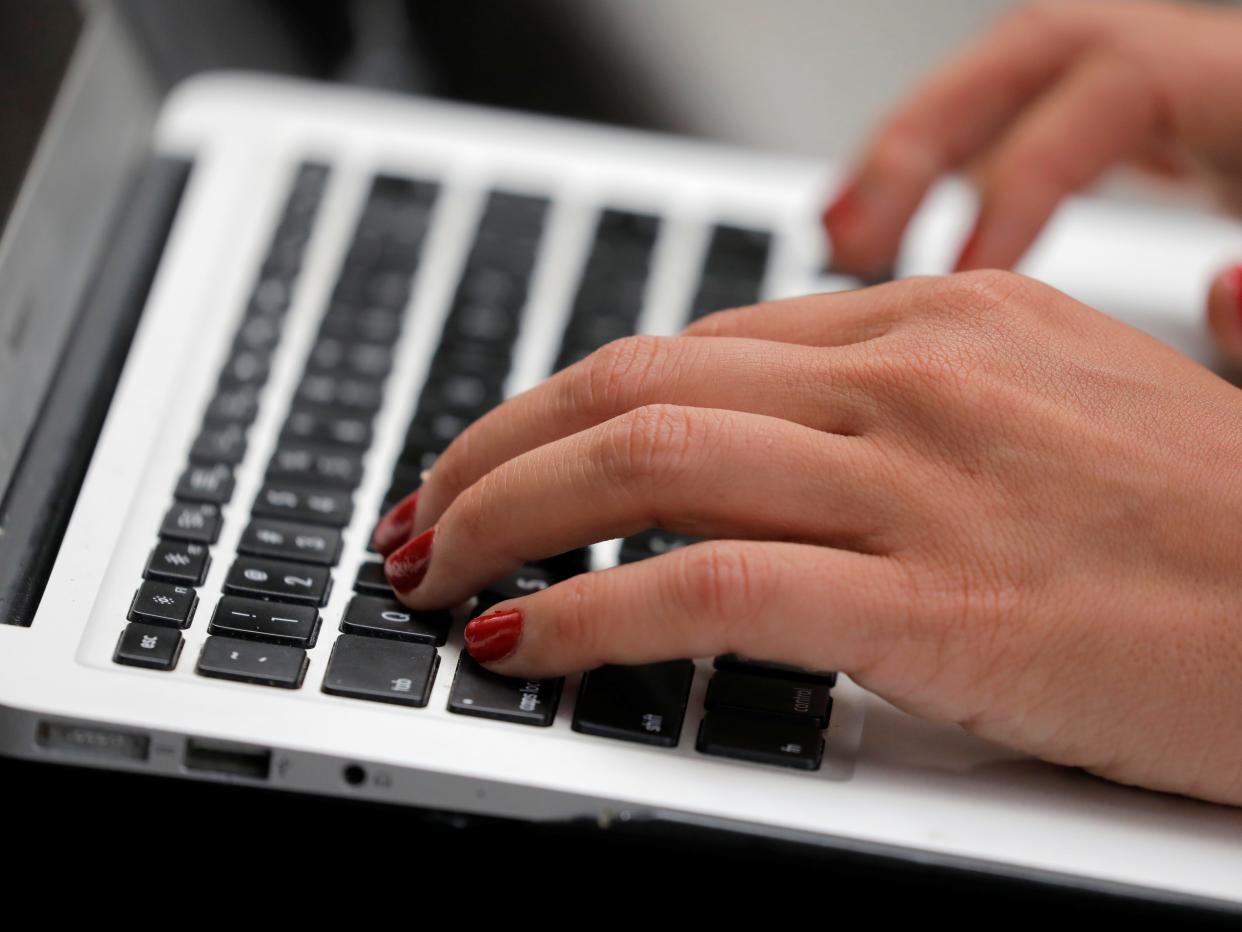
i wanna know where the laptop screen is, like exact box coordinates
[0,0,84,238]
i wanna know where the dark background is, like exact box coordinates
[1,1,1237,918]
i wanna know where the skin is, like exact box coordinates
[379,1,1242,805]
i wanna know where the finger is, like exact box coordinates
[682,276,936,344]
[407,334,875,537]
[461,540,913,679]
[1205,263,1242,364]
[954,52,1161,271]
[387,405,897,610]
[825,5,1086,278]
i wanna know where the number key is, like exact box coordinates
[223,557,332,606]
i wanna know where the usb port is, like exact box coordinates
[183,739,271,780]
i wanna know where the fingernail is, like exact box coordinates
[384,526,435,594]
[1226,266,1242,327]
[372,489,420,557]
[952,224,981,272]
[822,179,862,233]
[464,609,524,664]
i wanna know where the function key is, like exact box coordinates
[340,594,450,646]
[237,518,342,566]
[571,660,695,748]
[704,672,832,728]
[321,635,439,708]
[713,654,837,687]
[447,654,562,726]
[174,464,235,506]
[127,580,198,629]
[190,424,247,465]
[253,483,353,527]
[267,444,363,488]
[196,636,307,689]
[209,596,320,648]
[114,623,183,671]
[158,502,223,545]
[696,713,824,771]
[144,540,211,586]
[223,557,332,606]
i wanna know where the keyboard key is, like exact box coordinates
[114,623,183,670]
[447,654,562,726]
[620,528,699,563]
[253,483,353,527]
[223,557,332,606]
[196,636,308,689]
[704,672,832,727]
[713,654,837,687]
[209,596,320,647]
[283,408,373,449]
[321,635,439,707]
[217,347,272,389]
[340,594,450,645]
[475,564,556,613]
[237,518,342,566]
[296,373,383,412]
[127,580,198,629]
[534,548,590,580]
[267,444,364,488]
[204,386,260,425]
[696,713,824,771]
[144,540,210,586]
[572,660,695,748]
[158,502,223,544]
[353,561,392,596]
[190,424,248,465]
[175,464,235,505]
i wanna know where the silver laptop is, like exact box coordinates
[3,2,1240,910]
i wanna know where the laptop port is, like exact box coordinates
[183,739,271,780]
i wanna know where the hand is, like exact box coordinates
[375,271,1242,806]
[821,0,1242,363]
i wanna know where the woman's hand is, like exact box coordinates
[823,0,1242,277]
[376,271,1242,806]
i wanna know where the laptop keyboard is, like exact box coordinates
[112,162,835,772]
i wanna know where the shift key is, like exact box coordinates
[571,660,695,748]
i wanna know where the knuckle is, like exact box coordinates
[671,542,772,646]
[567,335,672,418]
[594,403,697,486]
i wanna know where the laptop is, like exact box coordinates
[3,2,1241,910]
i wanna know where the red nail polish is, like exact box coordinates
[384,526,435,593]
[1226,266,1242,326]
[464,609,524,664]
[822,180,862,233]
[953,225,981,272]
[372,489,420,557]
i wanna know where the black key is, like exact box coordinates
[253,483,353,527]
[353,561,392,596]
[282,408,372,449]
[296,373,384,412]
[175,464,235,505]
[689,224,772,320]
[114,623,183,670]
[340,594,450,645]
[620,528,699,563]
[144,540,210,586]
[447,654,562,726]
[704,672,832,728]
[407,410,470,450]
[204,386,261,425]
[419,369,503,416]
[475,564,556,613]
[127,581,198,629]
[696,713,824,771]
[321,635,439,707]
[217,348,272,388]
[196,636,307,689]
[237,518,342,566]
[307,339,394,378]
[158,502,222,544]
[223,557,332,606]
[190,424,247,465]
[267,444,363,488]
[533,548,589,579]
[571,660,695,748]
[713,654,837,687]
[209,596,320,648]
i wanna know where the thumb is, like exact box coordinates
[1205,264,1242,365]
